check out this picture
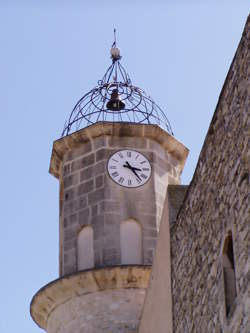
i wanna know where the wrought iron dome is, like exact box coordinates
[62,31,173,137]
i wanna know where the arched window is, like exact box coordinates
[120,219,142,265]
[222,232,237,316]
[77,226,94,270]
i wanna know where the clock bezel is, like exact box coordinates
[107,149,152,189]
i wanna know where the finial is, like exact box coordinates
[110,28,121,61]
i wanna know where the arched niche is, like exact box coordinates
[77,226,94,270]
[120,219,142,265]
[222,231,237,316]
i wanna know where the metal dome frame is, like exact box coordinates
[62,32,173,137]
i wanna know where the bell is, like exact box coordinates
[106,89,125,111]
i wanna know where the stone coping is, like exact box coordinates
[49,122,189,178]
[30,265,151,330]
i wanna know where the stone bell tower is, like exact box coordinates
[30,34,188,333]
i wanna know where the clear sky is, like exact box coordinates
[0,1,248,332]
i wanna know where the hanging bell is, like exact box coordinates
[106,89,125,111]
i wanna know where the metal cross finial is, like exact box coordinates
[114,28,116,46]
[110,28,121,61]
[112,28,117,48]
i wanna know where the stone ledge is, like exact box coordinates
[30,265,151,330]
[49,122,189,178]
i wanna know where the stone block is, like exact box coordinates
[104,213,121,226]
[64,239,76,251]
[78,195,87,210]
[95,175,104,189]
[108,136,147,149]
[93,136,107,150]
[72,141,92,159]
[64,228,76,242]
[168,154,179,167]
[149,140,167,159]
[64,248,76,263]
[139,202,156,214]
[144,249,154,264]
[80,161,105,182]
[78,208,90,226]
[91,215,104,228]
[63,200,78,216]
[64,173,79,189]
[101,201,121,213]
[64,188,75,202]
[88,188,105,205]
[77,179,94,196]
[94,227,104,241]
[140,214,156,228]
[91,204,98,217]
[64,214,78,228]
[63,163,71,176]
[63,263,76,275]
[153,154,168,171]
[94,251,102,266]
[144,238,157,249]
[103,248,120,265]
[71,153,95,172]
[96,148,115,161]
[142,228,158,238]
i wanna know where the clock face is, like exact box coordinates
[107,149,152,188]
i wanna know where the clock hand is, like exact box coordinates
[130,166,141,172]
[123,161,142,181]
[132,169,142,181]
[123,161,142,172]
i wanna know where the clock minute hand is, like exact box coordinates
[131,168,142,181]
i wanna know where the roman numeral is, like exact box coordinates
[127,151,132,158]
[118,177,124,184]
[118,152,124,158]
[112,171,119,177]
[109,166,117,169]
[142,168,149,171]
[140,174,147,179]
[112,158,118,162]
[128,179,132,185]
[140,160,147,165]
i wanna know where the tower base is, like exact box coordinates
[31,266,151,333]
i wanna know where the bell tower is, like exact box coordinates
[30,32,188,333]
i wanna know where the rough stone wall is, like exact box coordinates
[171,16,249,333]
[61,135,181,276]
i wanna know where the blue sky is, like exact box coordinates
[0,1,248,332]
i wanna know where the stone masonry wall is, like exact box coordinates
[171,16,249,332]
[61,135,181,276]
[47,289,146,333]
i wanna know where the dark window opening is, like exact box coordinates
[222,232,237,317]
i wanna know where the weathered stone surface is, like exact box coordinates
[170,16,250,333]
[30,266,151,332]
[55,132,188,276]
[49,123,188,179]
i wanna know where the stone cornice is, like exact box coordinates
[49,122,189,178]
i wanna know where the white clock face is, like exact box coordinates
[107,149,152,188]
